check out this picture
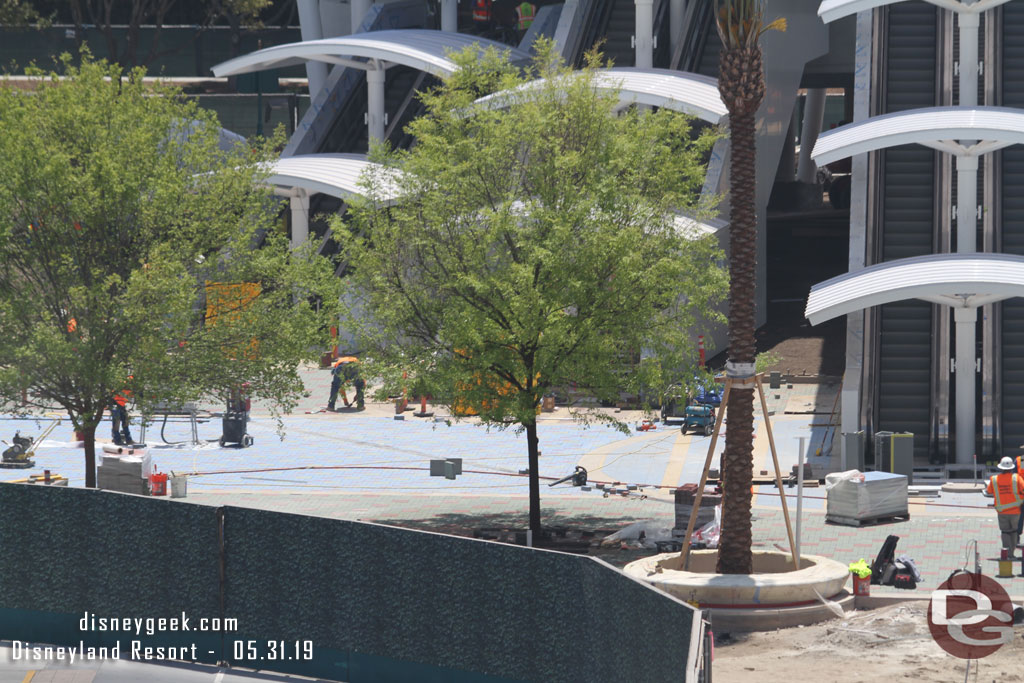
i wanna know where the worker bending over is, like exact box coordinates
[328,356,359,411]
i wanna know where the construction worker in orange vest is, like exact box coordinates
[986,456,1024,557]
[109,377,134,446]
[516,1,536,35]
[328,356,359,411]
[472,0,493,28]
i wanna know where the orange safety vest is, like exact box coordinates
[1017,454,1024,476]
[989,472,1024,514]
[473,0,492,22]
[114,376,133,407]
[516,2,536,30]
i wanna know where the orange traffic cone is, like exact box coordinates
[414,395,434,418]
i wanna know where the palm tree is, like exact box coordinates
[714,0,785,575]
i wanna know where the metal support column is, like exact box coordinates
[290,191,310,249]
[441,0,458,33]
[955,306,979,465]
[366,61,386,143]
[670,0,686,58]
[983,3,1000,460]
[635,0,654,70]
[958,6,980,465]
[959,11,980,108]
[956,154,979,253]
[843,9,874,447]
[797,88,827,183]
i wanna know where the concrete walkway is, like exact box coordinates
[2,371,1017,598]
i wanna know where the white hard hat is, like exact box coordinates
[999,456,1016,470]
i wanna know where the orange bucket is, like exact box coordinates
[150,472,168,496]
[853,574,870,596]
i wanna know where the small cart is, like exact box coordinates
[681,404,715,437]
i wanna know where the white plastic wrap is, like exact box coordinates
[601,520,675,548]
[825,469,865,490]
[98,452,153,479]
[826,471,908,523]
[692,505,722,548]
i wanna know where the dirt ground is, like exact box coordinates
[712,603,1024,682]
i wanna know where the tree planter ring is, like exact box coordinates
[624,550,852,631]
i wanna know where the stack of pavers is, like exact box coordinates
[674,484,722,534]
[97,451,152,495]
[826,471,908,526]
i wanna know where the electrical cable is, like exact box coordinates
[189,481,538,490]
[181,463,1003,511]
[160,413,193,445]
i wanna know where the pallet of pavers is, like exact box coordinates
[826,470,909,527]
[97,450,153,495]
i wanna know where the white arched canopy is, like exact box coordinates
[211,30,532,80]
[805,254,1024,325]
[807,253,1024,466]
[673,214,726,239]
[473,68,728,124]
[818,0,1011,24]
[810,107,1024,165]
[812,107,1024,258]
[212,30,532,143]
[818,1,1007,118]
[265,153,399,204]
[262,153,399,250]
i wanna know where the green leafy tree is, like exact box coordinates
[714,0,785,574]
[0,55,342,487]
[0,0,51,27]
[340,41,727,538]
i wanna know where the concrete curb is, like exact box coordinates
[624,551,850,606]
[708,591,855,632]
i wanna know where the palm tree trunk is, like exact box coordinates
[716,44,764,575]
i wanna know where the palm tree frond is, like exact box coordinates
[715,0,784,49]
[762,17,787,35]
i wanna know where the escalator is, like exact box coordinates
[573,0,671,69]
[673,1,719,78]
[602,0,639,67]
[1000,3,1024,455]
[283,0,426,157]
[873,4,941,462]
[315,65,435,155]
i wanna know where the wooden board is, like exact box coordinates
[705,476,821,488]
[825,513,911,527]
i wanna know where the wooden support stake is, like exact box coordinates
[756,373,800,571]
[676,379,732,571]
[674,373,799,573]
